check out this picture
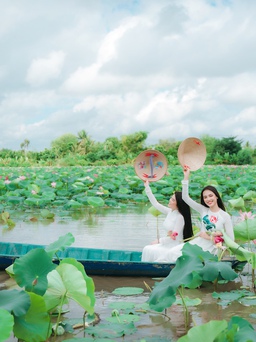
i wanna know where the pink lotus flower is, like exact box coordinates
[214,236,224,244]
[51,182,56,188]
[31,190,37,195]
[4,180,11,184]
[19,175,26,180]
[239,211,255,221]
[170,231,178,240]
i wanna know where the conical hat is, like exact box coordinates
[134,150,168,182]
[178,137,206,171]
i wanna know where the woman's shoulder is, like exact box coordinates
[218,209,231,219]
[168,209,183,218]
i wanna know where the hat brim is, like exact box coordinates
[178,137,206,171]
[134,150,168,182]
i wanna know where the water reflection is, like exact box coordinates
[0,204,160,251]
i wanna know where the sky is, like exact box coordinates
[1,0,256,152]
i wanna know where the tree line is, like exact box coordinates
[0,131,255,167]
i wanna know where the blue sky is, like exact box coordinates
[0,0,256,151]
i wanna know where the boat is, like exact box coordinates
[0,241,175,277]
[0,241,246,277]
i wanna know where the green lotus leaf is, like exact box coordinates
[43,263,95,314]
[156,180,168,186]
[5,218,15,228]
[85,322,137,339]
[243,190,256,200]
[212,289,254,306]
[148,206,162,217]
[5,183,18,191]
[175,296,202,306]
[86,189,98,196]
[127,180,139,188]
[160,187,174,195]
[6,196,24,205]
[41,191,56,201]
[235,187,247,197]
[0,289,30,317]
[5,264,14,277]
[24,197,46,206]
[110,192,131,200]
[39,209,54,219]
[205,180,219,186]
[177,320,227,342]
[200,261,238,282]
[56,189,69,196]
[52,199,68,206]
[66,200,84,208]
[239,297,256,306]
[76,196,89,205]
[1,211,10,223]
[72,181,86,188]
[45,233,75,257]
[133,194,148,202]
[104,199,118,207]
[0,181,6,189]
[60,257,95,307]
[234,218,256,241]
[118,187,130,194]
[87,196,105,207]
[14,292,51,342]
[228,197,245,209]
[221,230,253,263]
[13,248,56,296]
[112,287,144,296]
[106,313,141,324]
[0,309,14,341]
[148,244,216,312]
[152,193,165,200]
[28,184,40,193]
[108,301,136,310]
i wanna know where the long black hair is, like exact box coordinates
[200,185,226,211]
[175,191,193,240]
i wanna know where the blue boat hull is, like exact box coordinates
[0,242,174,277]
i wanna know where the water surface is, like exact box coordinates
[1,204,162,251]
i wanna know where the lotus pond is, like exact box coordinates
[1,165,256,341]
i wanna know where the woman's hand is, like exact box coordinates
[151,239,159,245]
[170,232,178,240]
[183,166,190,180]
[144,180,149,187]
[199,231,211,240]
[167,230,178,240]
[212,231,223,237]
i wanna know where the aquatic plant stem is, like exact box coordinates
[157,216,160,242]
[177,287,189,332]
[54,292,67,340]
[182,235,198,242]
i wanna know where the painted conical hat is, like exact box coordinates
[134,150,168,182]
[178,137,206,171]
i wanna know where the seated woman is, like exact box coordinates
[141,180,193,262]
[164,167,235,263]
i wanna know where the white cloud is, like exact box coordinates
[26,51,65,86]
[0,0,256,151]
